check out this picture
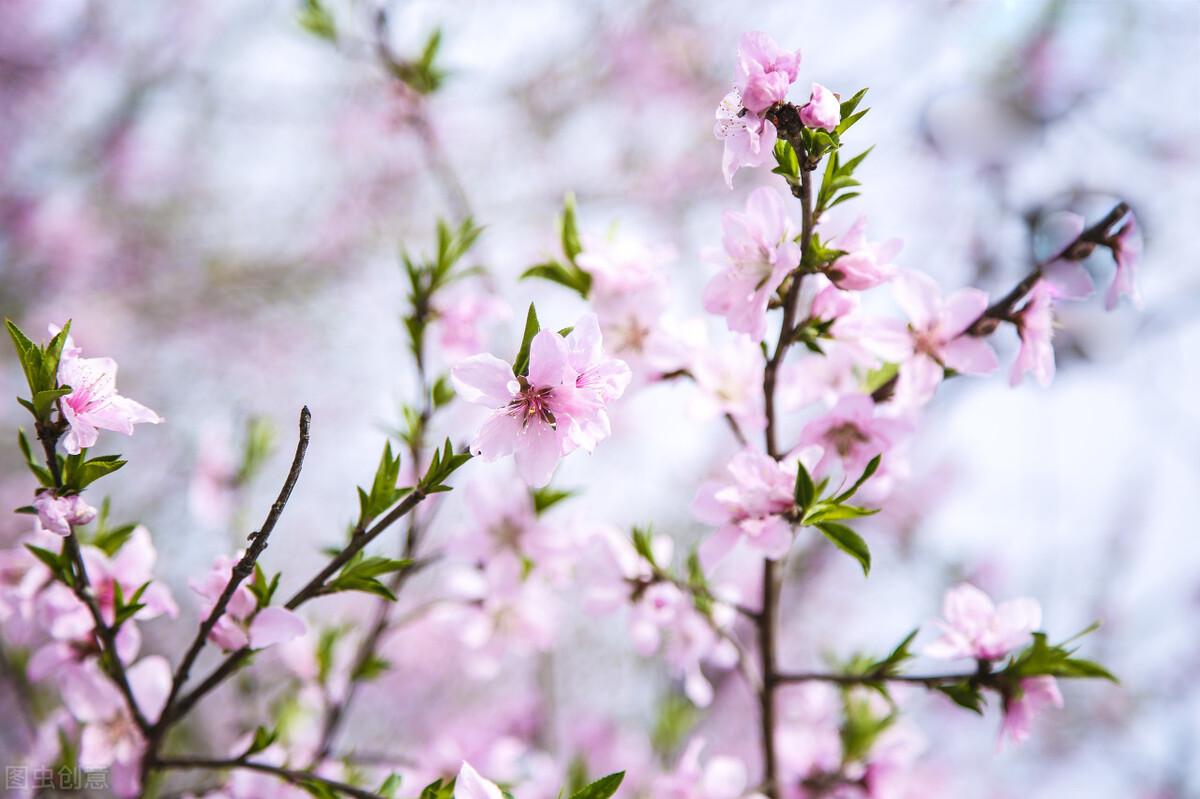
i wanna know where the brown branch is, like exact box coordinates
[776,669,986,686]
[151,756,384,799]
[36,423,151,733]
[159,489,431,727]
[149,407,311,755]
[966,201,1129,336]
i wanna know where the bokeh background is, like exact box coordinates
[2,0,1199,796]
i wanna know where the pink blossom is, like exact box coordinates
[797,393,909,479]
[689,336,766,434]
[693,446,821,566]
[189,553,306,651]
[81,525,178,625]
[60,655,170,797]
[865,270,999,407]
[1039,212,1094,301]
[923,583,1041,661]
[799,83,841,132]
[703,187,802,342]
[455,761,504,799]
[55,335,161,455]
[433,289,511,359]
[652,738,764,799]
[452,314,629,487]
[444,552,558,678]
[32,492,97,536]
[777,683,843,782]
[999,676,1064,746]
[714,89,778,188]
[862,721,927,798]
[735,32,801,114]
[1105,213,1142,311]
[1009,281,1056,387]
[826,217,902,291]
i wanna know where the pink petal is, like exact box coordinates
[513,419,563,487]
[940,336,999,375]
[471,412,522,460]
[526,330,571,388]
[455,762,504,799]
[248,607,307,649]
[940,288,990,337]
[893,270,942,329]
[127,655,171,721]
[451,355,516,407]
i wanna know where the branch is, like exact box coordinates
[776,669,985,686]
[36,424,151,733]
[160,489,432,726]
[966,201,1130,336]
[157,407,311,734]
[151,757,385,799]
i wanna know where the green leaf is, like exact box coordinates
[26,543,73,587]
[419,438,472,493]
[32,387,71,419]
[6,318,42,396]
[833,455,882,504]
[872,629,919,676]
[431,375,456,409]
[794,461,816,512]
[377,774,403,799]
[836,109,869,137]
[568,772,624,799]
[816,522,871,576]
[631,526,657,567]
[561,193,583,263]
[520,261,592,299]
[513,303,541,377]
[297,0,336,41]
[62,455,127,490]
[531,486,575,515]
[839,88,869,119]
[244,725,279,758]
[354,653,392,681]
[936,681,986,714]
[17,430,52,486]
[803,503,879,524]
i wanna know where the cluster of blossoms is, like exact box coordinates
[0,20,1133,799]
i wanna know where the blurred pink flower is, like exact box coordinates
[32,492,96,536]
[433,289,511,359]
[1105,213,1142,311]
[689,336,766,434]
[56,336,161,455]
[190,553,305,651]
[799,83,841,132]
[704,187,802,342]
[1000,676,1063,746]
[735,32,801,114]
[652,737,764,799]
[1009,280,1056,387]
[826,217,901,291]
[864,270,998,407]
[693,446,821,565]
[82,526,178,624]
[798,393,909,479]
[923,583,1040,661]
[60,655,170,797]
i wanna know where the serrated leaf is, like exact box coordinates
[937,681,985,714]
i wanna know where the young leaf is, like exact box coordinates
[512,303,541,376]
[794,461,816,511]
[531,486,575,515]
[568,772,624,799]
[816,522,871,576]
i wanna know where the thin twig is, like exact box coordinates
[155,407,311,739]
[36,423,151,732]
[152,757,384,799]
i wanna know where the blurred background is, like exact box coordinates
[2,0,1199,796]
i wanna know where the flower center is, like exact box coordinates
[826,422,869,457]
[508,377,557,429]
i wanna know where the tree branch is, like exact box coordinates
[157,407,311,735]
[151,756,385,799]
